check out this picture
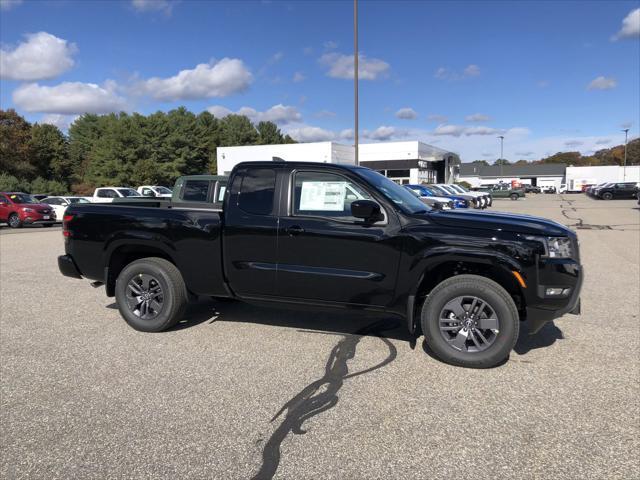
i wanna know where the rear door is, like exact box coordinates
[223,166,280,297]
[276,169,401,306]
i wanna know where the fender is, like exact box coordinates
[393,245,527,327]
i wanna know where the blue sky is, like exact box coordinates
[1,0,638,161]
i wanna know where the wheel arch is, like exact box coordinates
[411,254,527,321]
[104,240,177,297]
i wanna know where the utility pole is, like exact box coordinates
[497,135,504,180]
[622,128,629,181]
[354,0,359,166]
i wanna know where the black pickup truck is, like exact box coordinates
[59,162,583,368]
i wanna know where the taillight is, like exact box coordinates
[63,214,74,237]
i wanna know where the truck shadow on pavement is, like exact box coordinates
[250,318,400,480]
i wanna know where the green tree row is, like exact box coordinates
[0,108,295,194]
[471,139,639,167]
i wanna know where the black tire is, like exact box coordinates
[8,213,22,228]
[115,257,188,332]
[601,192,613,200]
[510,193,519,201]
[42,224,54,228]
[421,274,519,368]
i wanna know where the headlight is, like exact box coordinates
[547,236,573,258]
[525,235,573,258]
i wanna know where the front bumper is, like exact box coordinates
[58,254,83,279]
[525,262,584,334]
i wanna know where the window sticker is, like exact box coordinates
[299,181,346,211]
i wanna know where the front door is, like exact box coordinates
[0,195,9,222]
[277,169,401,307]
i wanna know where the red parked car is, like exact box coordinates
[0,192,56,228]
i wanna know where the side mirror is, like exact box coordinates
[351,200,384,223]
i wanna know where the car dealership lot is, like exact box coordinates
[1,195,638,479]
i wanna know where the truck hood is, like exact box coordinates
[429,209,571,236]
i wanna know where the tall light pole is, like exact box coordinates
[497,135,504,180]
[354,0,359,166]
[622,128,629,181]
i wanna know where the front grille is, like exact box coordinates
[37,209,50,214]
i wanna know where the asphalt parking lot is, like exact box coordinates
[1,194,639,479]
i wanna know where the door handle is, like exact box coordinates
[286,225,305,236]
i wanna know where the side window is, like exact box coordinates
[142,188,152,196]
[98,189,117,198]
[0,196,8,204]
[97,190,108,198]
[46,198,60,205]
[238,168,276,215]
[182,180,210,202]
[293,171,374,221]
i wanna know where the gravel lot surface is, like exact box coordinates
[1,194,639,479]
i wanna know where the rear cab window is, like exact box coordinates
[182,180,210,202]
[237,168,276,215]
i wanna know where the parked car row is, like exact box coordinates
[585,182,639,200]
[1,184,173,228]
[404,184,492,209]
[474,183,526,200]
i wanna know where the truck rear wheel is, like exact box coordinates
[115,257,188,332]
[421,274,519,368]
[510,193,519,200]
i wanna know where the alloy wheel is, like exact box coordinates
[439,295,500,353]
[125,274,164,320]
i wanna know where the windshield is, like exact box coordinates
[8,194,38,204]
[450,184,467,193]
[118,188,141,197]
[68,197,90,204]
[356,169,430,214]
[439,185,457,194]
[429,185,448,196]
[155,186,172,194]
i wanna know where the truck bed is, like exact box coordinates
[65,202,227,297]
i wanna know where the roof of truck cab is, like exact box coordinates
[178,175,228,181]
[233,161,365,171]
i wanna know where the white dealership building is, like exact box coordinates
[217,141,460,184]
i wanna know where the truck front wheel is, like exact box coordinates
[510,193,519,200]
[421,274,519,368]
[115,257,188,332]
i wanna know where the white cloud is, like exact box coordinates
[434,64,480,81]
[292,71,306,82]
[269,51,284,63]
[319,52,390,80]
[465,113,491,122]
[40,114,78,131]
[314,110,336,118]
[464,126,501,136]
[433,124,466,137]
[564,140,584,147]
[587,76,617,90]
[13,81,127,114]
[0,32,77,81]
[621,121,633,129]
[286,125,335,142]
[595,139,611,145]
[207,103,301,125]
[427,114,448,123]
[395,108,417,120]
[433,124,501,137]
[132,0,173,15]
[0,0,22,10]
[464,64,480,77]
[323,40,338,50]
[612,8,640,40]
[515,151,535,157]
[135,58,252,100]
[367,126,397,141]
[339,128,354,140]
